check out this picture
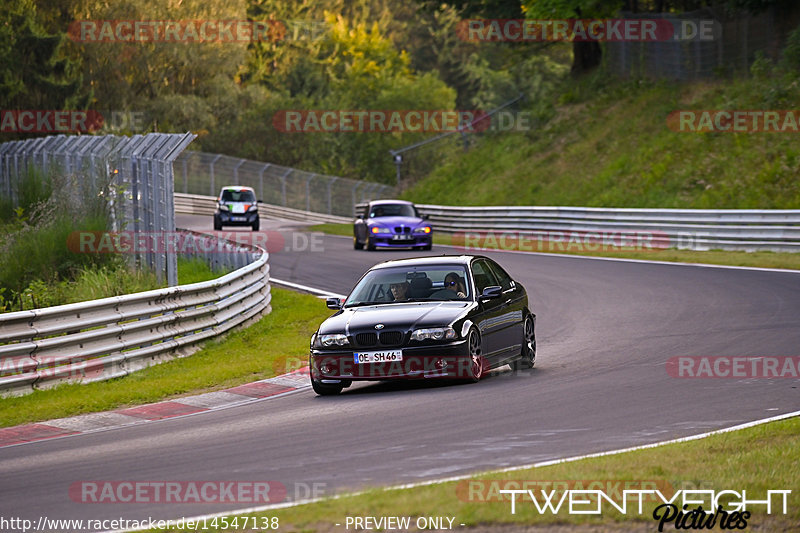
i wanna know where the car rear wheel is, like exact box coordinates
[311,378,344,396]
[465,329,484,382]
[512,315,536,370]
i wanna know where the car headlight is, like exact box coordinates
[410,327,456,341]
[247,204,258,212]
[317,333,349,347]
[413,226,431,234]
[218,203,229,211]
[371,227,389,234]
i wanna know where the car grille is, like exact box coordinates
[355,333,377,347]
[379,331,403,346]
[353,331,403,347]
[394,226,411,234]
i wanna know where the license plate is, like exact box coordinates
[232,216,246,222]
[392,235,412,241]
[354,350,403,364]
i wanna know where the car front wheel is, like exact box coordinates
[353,235,363,250]
[465,329,485,382]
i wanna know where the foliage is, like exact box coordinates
[0,0,87,115]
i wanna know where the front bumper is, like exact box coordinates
[371,234,432,248]
[216,211,259,226]
[310,339,471,381]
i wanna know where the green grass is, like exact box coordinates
[177,256,227,284]
[170,416,798,532]
[403,74,800,210]
[0,288,331,428]
[2,257,224,312]
[308,223,800,270]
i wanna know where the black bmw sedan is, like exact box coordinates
[309,255,536,395]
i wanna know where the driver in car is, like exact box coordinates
[443,272,467,299]
[390,281,410,301]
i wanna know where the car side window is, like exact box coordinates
[485,260,513,291]
[471,260,499,293]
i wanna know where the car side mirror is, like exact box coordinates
[479,286,502,301]
[326,297,343,310]
[421,214,429,220]
[257,199,264,204]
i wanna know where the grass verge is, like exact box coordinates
[168,415,799,532]
[0,288,330,428]
[309,223,800,271]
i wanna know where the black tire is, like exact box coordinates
[311,378,344,396]
[512,315,536,370]
[366,237,376,251]
[422,243,432,251]
[465,329,485,382]
[354,235,363,250]
[213,217,222,231]
[252,220,260,231]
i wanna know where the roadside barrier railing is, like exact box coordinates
[354,203,800,253]
[0,230,270,397]
[179,194,800,252]
[175,192,350,224]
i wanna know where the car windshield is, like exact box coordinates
[221,189,256,203]
[345,265,470,306]
[369,203,416,218]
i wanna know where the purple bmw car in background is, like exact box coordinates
[353,200,433,251]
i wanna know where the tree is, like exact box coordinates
[523,0,623,75]
[0,0,87,117]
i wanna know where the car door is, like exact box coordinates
[469,259,506,365]
[484,258,525,364]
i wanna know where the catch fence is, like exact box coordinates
[0,133,196,286]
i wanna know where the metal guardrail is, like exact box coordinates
[175,193,350,224]
[0,230,270,397]
[354,203,800,253]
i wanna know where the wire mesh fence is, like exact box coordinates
[0,133,196,286]
[605,6,800,80]
[386,95,530,188]
[174,150,396,217]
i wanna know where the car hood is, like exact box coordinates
[220,201,255,214]
[367,216,426,228]
[320,302,471,334]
